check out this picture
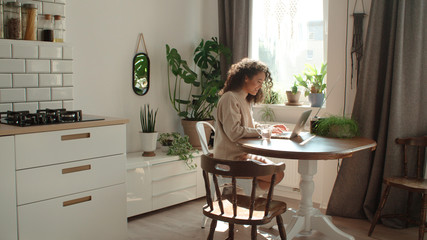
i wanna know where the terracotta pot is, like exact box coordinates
[286,91,301,105]
[140,131,158,157]
[181,119,214,149]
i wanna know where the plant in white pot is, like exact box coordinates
[140,104,158,157]
[295,63,327,107]
[165,37,231,148]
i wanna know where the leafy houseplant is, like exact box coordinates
[312,116,359,138]
[295,63,327,107]
[158,132,180,146]
[166,133,198,169]
[260,105,276,122]
[166,37,231,121]
[140,104,158,157]
[286,81,301,106]
[166,37,231,148]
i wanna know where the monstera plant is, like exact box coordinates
[166,37,231,147]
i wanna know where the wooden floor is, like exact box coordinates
[127,197,423,240]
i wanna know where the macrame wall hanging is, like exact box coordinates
[351,0,367,88]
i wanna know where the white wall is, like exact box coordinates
[67,0,218,153]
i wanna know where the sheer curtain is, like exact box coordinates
[327,0,427,228]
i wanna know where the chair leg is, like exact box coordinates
[228,223,234,239]
[419,194,426,240]
[369,185,391,236]
[251,225,257,240]
[208,219,217,240]
[276,215,287,240]
[406,191,413,228]
[201,215,208,228]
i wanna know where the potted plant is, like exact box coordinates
[286,81,302,106]
[140,104,158,157]
[165,37,231,148]
[166,133,198,169]
[312,116,359,138]
[157,132,180,152]
[295,63,327,107]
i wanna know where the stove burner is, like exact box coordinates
[0,109,95,127]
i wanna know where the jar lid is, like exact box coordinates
[54,15,61,20]
[5,1,21,7]
[44,14,52,20]
[23,3,37,9]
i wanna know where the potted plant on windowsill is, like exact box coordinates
[295,63,327,107]
[165,37,231,148]
[140,104,158,157]
[286,81,302,106]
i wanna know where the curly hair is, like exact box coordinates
[220,58,272,103]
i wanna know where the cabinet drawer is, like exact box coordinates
[18,184,127,240]
[152,171,197,197]
[152,186,196,211]
[17,154,125,205]
[151,159,195,180]
[15,124,126,169]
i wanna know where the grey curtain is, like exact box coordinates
[327,0,427,228]
[218,0,250,80]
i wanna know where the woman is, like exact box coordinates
[214,58,286,190]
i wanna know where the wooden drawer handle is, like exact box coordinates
[62,164,91,174]
[63,196,92,207]
[61,133,91,141]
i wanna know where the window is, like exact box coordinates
[250,0,327,104]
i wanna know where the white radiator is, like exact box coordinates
[270,157,300,189]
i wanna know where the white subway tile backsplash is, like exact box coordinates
[51,60,72,73]
[26,59,50,73]
[62,74,72,86]
[39,74,62,87]
[39,101,63,109]
[0,88,26,103]
[43,2,65,16]
[13,102,39,112]
[13,74,39,88]
[0,59,26,73]
[0,74,12,88]
[55,0,66,4]
[62,46,72,59]
[39,45,62,59]
[0,43,12,58]
[12,45,38,59]
[52,87,72,100]
[0,103,13,112]
[27,88,51,101]
[62,100,73,110]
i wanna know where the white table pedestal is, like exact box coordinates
[276,160,354,240]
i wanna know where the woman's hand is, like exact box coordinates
[272,124,289,134]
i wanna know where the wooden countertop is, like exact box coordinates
[0,115,129,136]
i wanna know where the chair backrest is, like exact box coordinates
[395,136,427,179]
[196,121,215,155]
[201,154,286,218]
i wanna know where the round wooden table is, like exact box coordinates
[237,133,377,240]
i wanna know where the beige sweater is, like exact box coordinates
[213,90,260,160]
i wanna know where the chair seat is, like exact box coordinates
[203,194,287,225]
[384,177,427,192]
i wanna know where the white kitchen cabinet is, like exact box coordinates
[15,124,127,240]
[0,136,18,240]
[126,151,204,217]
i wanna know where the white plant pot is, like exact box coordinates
[140,131,158,157]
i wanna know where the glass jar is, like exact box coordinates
[0,1,4,39]
[53,15,63,42]
[22,3,37,40]
[4,1,22,39]
[41,14,53,42]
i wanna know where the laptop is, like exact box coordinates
[272,110,312,139]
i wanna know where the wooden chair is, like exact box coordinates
[201,154,287,240]
[368,136,427,240]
